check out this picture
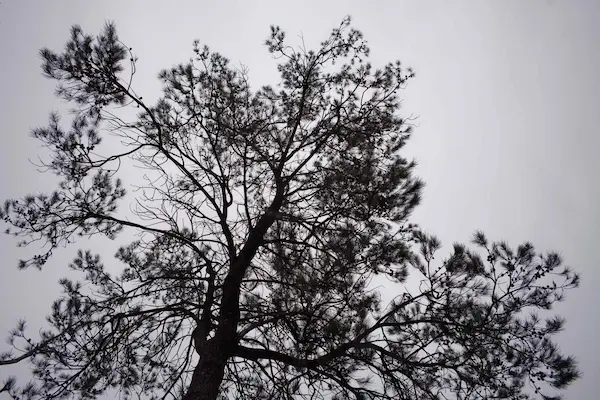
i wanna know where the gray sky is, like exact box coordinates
[1,0,598,398]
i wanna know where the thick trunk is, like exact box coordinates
[182,192,286,399]
[181,338,227,400]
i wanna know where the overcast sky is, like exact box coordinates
[0,0,598,398]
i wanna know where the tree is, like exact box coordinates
[0,17,580,400]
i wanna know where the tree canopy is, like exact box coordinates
[0,17,579,400]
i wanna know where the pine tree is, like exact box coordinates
[0,18,579,400]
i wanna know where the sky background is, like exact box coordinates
[0,0,598,398]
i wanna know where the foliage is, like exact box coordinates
[0,17,579,400]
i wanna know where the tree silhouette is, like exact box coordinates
[0,17,579,400]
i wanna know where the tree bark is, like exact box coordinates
[181,192,286,399]
[181,338,226,400]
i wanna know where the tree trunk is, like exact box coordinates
[182,193,286,399]
[181,338,227,400]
